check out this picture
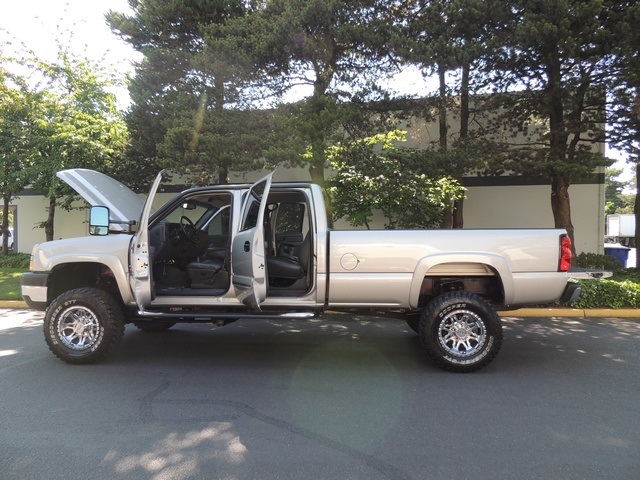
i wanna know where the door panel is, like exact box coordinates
[130,171,165,310]
[231,173,273,309]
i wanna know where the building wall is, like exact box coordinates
[463,182,605,254]
[10,167,604,256]
[11,196,89,254]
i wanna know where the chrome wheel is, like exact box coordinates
[420,292,502,372]
[44,288,125,364]
[437,309,486,358]
[57,305,102,351]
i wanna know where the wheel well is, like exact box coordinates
[48,263,121,305]
[417,264,504,307]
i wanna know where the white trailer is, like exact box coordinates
[607,214,636,246]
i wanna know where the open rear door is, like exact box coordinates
[130,171,164,311]
[232,173,273,309]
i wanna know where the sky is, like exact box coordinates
[0,0,139,67]
[0,0,140,105]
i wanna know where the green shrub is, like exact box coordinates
[0,253,30,269]
[568,277,640,309]
[610,268,640,283]
[574,252,623,271]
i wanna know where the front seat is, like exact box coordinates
[267,233,311,279]
[186,247,226,289]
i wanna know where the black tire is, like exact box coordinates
[133,321,176,332]
[419,291,502,373]
[44,288,125,364]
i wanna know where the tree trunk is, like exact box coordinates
[218,162,229,185]
[453,61,470,229]
[45,196,56,242]
[551,174,576,256]
[635,161,640,268]
[437,63,452,229]
[213,77,229,185]
[460,60,470,140]
[452,195,464,229]
[438,63,448,152]
[2,197,9,256]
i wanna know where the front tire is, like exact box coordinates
[44,288,125,364]
[419,292,502,372]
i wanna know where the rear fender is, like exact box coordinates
[409,253,513,308]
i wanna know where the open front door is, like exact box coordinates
[130,171,164,311]
[232,173,273,309]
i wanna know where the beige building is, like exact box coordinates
[7,166,605,256]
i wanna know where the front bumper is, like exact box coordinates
[21,272,49,311]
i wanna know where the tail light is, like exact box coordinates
[559,234,572,272]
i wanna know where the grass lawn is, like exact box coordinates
[0,268,26,301]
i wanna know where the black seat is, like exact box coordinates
[267,234,311,279]
[186,257,225,289]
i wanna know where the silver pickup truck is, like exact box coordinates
[22,169,580,372]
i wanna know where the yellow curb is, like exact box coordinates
[499,307,640,318]
[580,308,640,318]
[0,300,28,309]
[499,308,585,317]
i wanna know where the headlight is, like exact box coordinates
[29,244,39,271]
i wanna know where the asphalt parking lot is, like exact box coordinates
[1,308,639,480]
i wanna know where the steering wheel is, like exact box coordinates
[179,216,200,244]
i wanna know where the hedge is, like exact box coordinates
[566,270,640,309]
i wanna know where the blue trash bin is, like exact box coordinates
[604,244,631,267]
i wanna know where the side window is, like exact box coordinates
[240,178,268,231]
[275,203,306,234]
[241,201,260,231]
[208,206,230,236]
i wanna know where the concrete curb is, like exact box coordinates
[0,299,637,318]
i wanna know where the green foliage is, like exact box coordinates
[328,130,465,229]
[0,65,38,254]
[608,2,640,164]
[562,269,640,309]
[568,277,640,309]
[0,268,24,301]
[605,167,635,215]
[204,0,397,185]
[0,253,30,269]
[1,39,129,241]
[157,106,285,185]
[573,252,623,271]
[107,0,251,186]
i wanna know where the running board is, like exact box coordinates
[134,309,318,321]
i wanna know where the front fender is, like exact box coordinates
[409,253,513,308]
[34,236,134,306]
[47,254,134,305]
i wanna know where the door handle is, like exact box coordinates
[244,241,250,252]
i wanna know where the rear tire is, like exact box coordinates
[419,291,502,372]
[44,288,125,364]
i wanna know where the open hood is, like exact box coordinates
[57,169,147,229]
